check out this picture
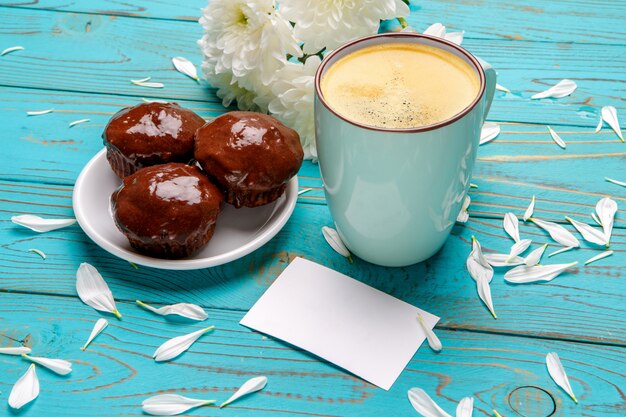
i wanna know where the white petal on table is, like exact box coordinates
[444,31,464,45]
[565,217,607,246]
[524,244,547,266]
[142,394,215,416]
[496,83,510,93]
[22,355,72,375]
[546,352,578,403]
[595,197,618,245]
[503,212,520,242]
[1,45,24,56]
[507,239,532,261]
[136,300,208,321]
[81,318,109,351]
[531,79,577,99]
[0,346,31,355]
[153,326,215,362]
[26,108,54,116]
[76,263,121,319]
[605,177,626,188]
[418,313,442,352]
[480,122,500,145]
[504,262,577,284]
[547,246,575,258]
[11,214,75,232]
[456,397,474,417]
[172,56,199,81]
[530,218,580,248]
[483,253,525,267]
[408,387,453,417]
[466,238,496,318]
[8,364,39,409]
[584,250,613,265]
[523,195,535,221]
[547,126,566,149]
[601,105,624,142]
[220,376,268,408]
[322,226,351,259]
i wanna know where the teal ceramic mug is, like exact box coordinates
[314,33,496,267]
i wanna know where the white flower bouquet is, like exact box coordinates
[198,0,411,160]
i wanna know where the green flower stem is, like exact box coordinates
[397,17,408,28]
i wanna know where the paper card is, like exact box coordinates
[240,257,439,390]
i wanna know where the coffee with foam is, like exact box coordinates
[320,43,480,129]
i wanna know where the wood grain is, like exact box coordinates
[1,178,625,345]
[2,0,626,45]
[0,7,624,128]
[1,292,624,417]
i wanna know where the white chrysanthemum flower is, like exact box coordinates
[204,69,273,113]
[198,0,301,85]
[280,0,409,54]
[269,57,321,160]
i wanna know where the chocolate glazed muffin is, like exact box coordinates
[194,112,304,208]
[111,163,223,259]
[103,102,206,178]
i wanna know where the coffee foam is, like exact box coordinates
[321,43,480,129]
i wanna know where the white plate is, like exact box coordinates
[73,149,298,270]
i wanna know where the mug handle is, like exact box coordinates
[476,57,496,122]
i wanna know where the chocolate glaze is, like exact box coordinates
[194,112,303,208]
[111,163,223,259]
[103,102,205,178]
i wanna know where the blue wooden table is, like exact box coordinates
[1,1,625,416]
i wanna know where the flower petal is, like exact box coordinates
[595,197,618,245]
[8,364,39,409]
[547,126,566,149]
[26,109,54,116]
[76,263,121,319]
[504,262,577,284]
[507,239,532,261]
[69,118,90,127]
[605,177,626,188]
[1,46,24,56]
[456,397,474,417]
[496,84,510,93]
[546,352,577,403]
[0,347,31,355]
[220,376,268,408]
[525,244,547,266]
[584,250,613,265]
[322,226,351,259]
[407,387,453,417]
[81,318,109,351]
[136,300,208,321]
[601,105,624,142]
[22,355,72,375]
[523,196,535,222]
[423,23,446,38]
[530,218,580,248]
[565,217,607,246]
[483,253,525,267]
[142,394,215,416]
[547,246,576,258]
[418,313,442,353]
[480,122,500,145]
[11,214,75,232]
[531,79,577,99]
[172,56,199,81]
[503,212,520,243]
[153,326,215,362]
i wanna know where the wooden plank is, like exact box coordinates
[0,291,624,417]
[1,178,625,345]
[0,7,625,127]
[1,87,623,228]
[2,0,626,45]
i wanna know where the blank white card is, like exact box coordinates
[240,257,439,390]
